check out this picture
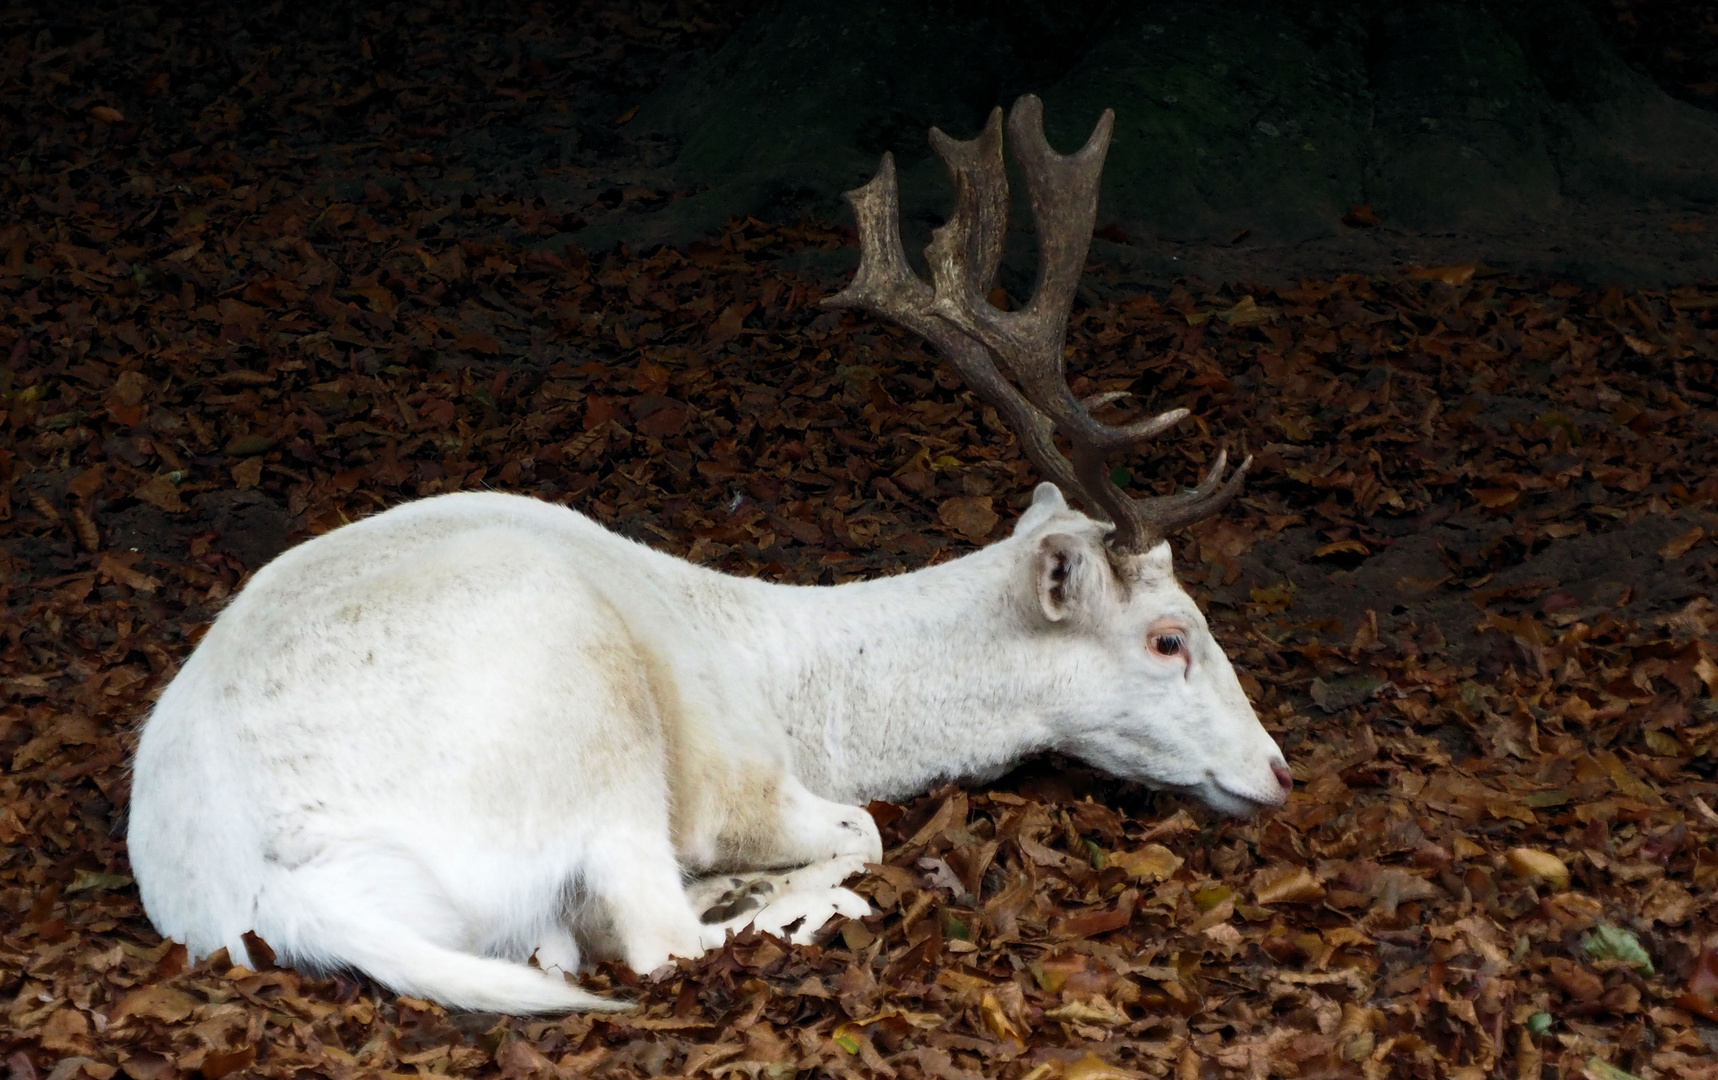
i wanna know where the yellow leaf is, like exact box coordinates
[1623,335,1658,356]
[1062,1051,1136,1080]
[1248,584,1295,611]
[1659,527,1706,559]
[90,105,126,123]
[1644,730,1683,756]
[1473,487,1520,508]
[979,992,1023,1043]
[1313,539,1368,557]
[1044,998,1129,1026]
[1217,295,1273,325]
[1109,844,1183,883]
[1505,847,1570,890]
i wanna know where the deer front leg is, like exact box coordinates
[686,775,881,939]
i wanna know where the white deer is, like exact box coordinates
[127,96,1292,1015]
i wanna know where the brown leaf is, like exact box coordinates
[199,1045,255,1080]
[1252,865,1325,905]
[132,475,188,514]
[454,332,501,354]
[37,1008,92,1054]
[1545,958,1603,1002]
[1472,487,1520,508]
[113,986,200,1023]
[1659,526,1705,558]
[118,1050,175,1080]
[231,457,263,491]
[707,302,747,345]
[937,496,998,540]
[98,553,162,593]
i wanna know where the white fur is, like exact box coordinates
[127,483,1288,1012]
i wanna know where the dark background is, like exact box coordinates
[7,0,1717,287]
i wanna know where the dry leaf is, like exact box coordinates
[1505,847,1570,890]
[1110,844,1183,883]
[1659,526,1705,558]
[1252,865,1325,905]
[937,495,999,540]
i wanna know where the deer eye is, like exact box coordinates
[1149,632,1186,658]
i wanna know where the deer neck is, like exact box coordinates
[760,541,1057,804]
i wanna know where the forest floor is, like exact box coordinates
[4,2,1718,1080]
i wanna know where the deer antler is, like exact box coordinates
[825,95,1249,553]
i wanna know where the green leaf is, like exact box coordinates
[1526,1012,1552,1036]
[832,1030,860,1055]
[1583,1057,1641,1080]
[1085,839,1106,869]
[1581,923,1654,974]
[942,911,969,941]
[1110,465,1132,487]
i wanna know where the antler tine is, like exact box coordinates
[1103,450,1254,553]
[824,144,1085,497]
[1006,95,1113,350]
[925,108,1008,300]
[826,153,932,316]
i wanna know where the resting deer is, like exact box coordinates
[128,96,1291,1014]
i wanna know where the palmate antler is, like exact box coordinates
[824,95,1249,554]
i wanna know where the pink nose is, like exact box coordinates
[1271,763,1294,795]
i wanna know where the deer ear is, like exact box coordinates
[1014,483,1068,536]
[1034,532,1102,622]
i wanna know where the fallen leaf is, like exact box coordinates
[132,475,188,513]
[1583,1057,1642,1080]
[1408,264,1475,286]
[453,332,501,355]
[937,495,998,540]
[1109,844,1183,883]
[1473,487,1520,508]
[1312,539,1368,557]
[113,986,201,1023]
[1659,526,1705,558]
[1505,847,1570,890]
[67,869,133,894]
[1581,923,1654,974]
[1062,1051,1137,1080]
[1343,204,1380,227]
[1252,865,1325,905]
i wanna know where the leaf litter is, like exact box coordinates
[3,2,1718,1079]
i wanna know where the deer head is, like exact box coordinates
[826,96,1292,812]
